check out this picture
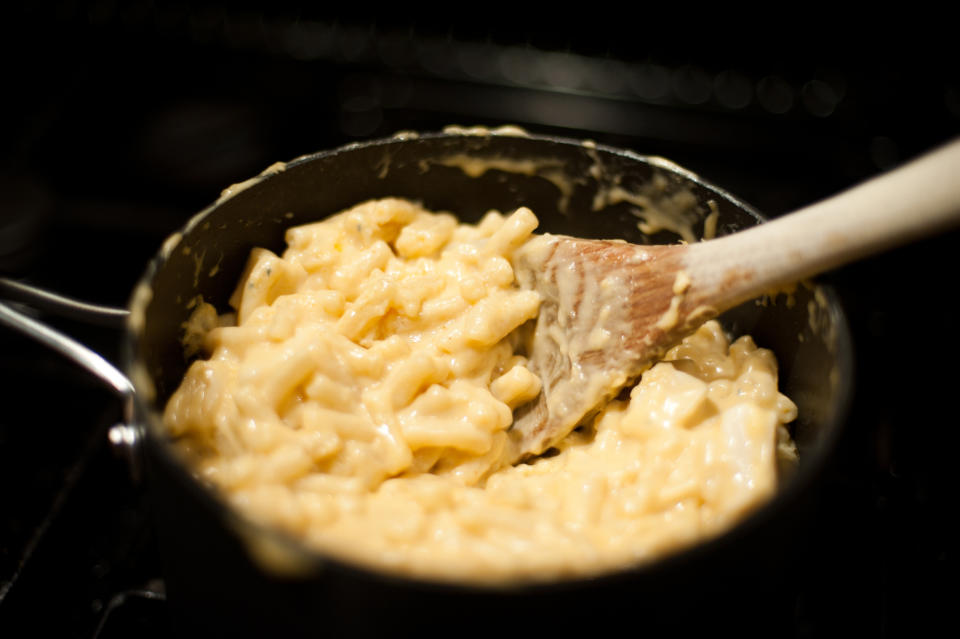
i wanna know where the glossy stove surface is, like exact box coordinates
[1,5,957,637]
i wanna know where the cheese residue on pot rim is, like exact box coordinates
[217,161,288,203]
[162,197,798,583]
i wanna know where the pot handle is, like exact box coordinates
[0,276,129,328]
[0,277,142,481]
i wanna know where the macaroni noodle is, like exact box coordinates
[163,198,798,582]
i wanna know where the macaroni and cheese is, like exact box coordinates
[163,197,798,582]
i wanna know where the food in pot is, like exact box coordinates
[163,197,798,582]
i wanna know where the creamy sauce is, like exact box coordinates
[426,137,707,242]
[656,271,692,331]
[596,179,702,244]
[703,203,720,240]
[441,124,530,137]
[162,198,798,583]
[217,161,288,203]
[428,154,580,212]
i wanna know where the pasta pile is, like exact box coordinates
[163,198,797,582]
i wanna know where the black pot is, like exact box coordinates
[126,131,853,636]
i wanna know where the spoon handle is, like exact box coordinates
[684,138,960,309]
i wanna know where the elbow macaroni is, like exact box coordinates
[163,198,798,583]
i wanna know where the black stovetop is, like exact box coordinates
[1,5,957,637]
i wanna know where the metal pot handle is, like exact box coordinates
[0,276,129,328]
[0,276,142,481]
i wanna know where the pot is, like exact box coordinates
[1,130,853,636]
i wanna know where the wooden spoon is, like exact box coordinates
[508,138,960,460]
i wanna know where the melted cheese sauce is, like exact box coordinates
[163,198,797,583]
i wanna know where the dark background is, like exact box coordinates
[1,3,957,636]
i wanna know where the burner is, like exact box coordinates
[0,397,166,636]
[91,584,168,639]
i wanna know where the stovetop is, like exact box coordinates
[1,5,957,637]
